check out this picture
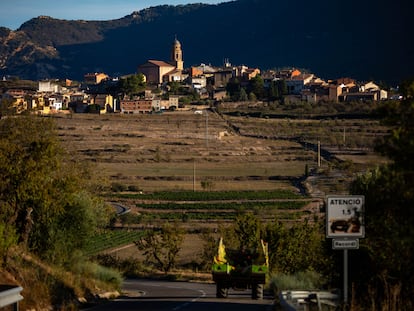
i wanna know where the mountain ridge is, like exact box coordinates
[0,0,412,84]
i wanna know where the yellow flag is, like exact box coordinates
[214,237,227,264]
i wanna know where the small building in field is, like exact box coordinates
[120,99,152,114]
[92,94,115,113]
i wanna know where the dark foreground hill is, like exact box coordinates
[0,0,412,84]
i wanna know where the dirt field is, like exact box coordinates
[54,110,387,194]
[55,111,314,192]
[104,232,206,267]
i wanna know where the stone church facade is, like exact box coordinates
[138,38,185,84]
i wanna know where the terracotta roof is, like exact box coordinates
[291,74,313,81]
[147,60,175,68]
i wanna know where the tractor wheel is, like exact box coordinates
[216,283,228,298]
[252,283,264,299]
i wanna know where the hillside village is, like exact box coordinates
[0,38,392,116]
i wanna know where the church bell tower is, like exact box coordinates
[171,37,184,71]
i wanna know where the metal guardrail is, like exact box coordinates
[279,290,340,311]
[0,285,23,310]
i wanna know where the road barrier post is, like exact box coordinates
[0,285,23,310]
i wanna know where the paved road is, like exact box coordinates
[87,279,274,311]
[109,202,131,215]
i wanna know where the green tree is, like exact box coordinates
[267,80,287,102]
[399,79,414,98]
[135,223,184,272]
[234,213,262,249]
[349,79,414,309]
[350,166,413,309]
[0,222,18,267]
[200,231,218,270]
[247,75,265,99]
[277,79,288,97]
[248,92,257,102]
[239,88,248,101]
[120,73,146,98]
[168,81,183,95]
[267,81,279,101]
[200,179,214,191]
[263,221,286,271]
[0,116,63,245]
[38,192,112,264]
[0,116,111,265]
[211,214,259,253]
[226,78,241,101]
[0,97,15,116]
[264,220,330,275]
[375,98,414,171]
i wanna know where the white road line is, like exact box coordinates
[172,289,206,311]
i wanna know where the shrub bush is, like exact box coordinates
[79,261,122,287]
[269,270,325,293]
[111,182,127,192]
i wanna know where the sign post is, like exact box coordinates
[344,249,348,306]
[326,195,365,308]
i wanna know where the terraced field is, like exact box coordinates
[55,111,315,193]
[55,109,387,196]
[53,109,387,263]
[111,190,322,227]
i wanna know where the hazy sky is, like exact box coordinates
[0,0,230,30]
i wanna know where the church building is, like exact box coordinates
[137,38,185,85]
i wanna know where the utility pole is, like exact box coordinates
[343,127,346,145]
[193,160,196,192]
[205,109,209,150]
[318,140,321,167]
[344,249,349,307]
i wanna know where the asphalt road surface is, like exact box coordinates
[87,279,274,311]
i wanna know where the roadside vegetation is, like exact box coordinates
[0,116,120,310]
[346,80,414,310]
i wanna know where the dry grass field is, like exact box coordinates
[55,111,315,193]
[54,109,387,195]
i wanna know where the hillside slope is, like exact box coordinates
[0,0,412,83]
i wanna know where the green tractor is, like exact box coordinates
[211,238,269,299]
